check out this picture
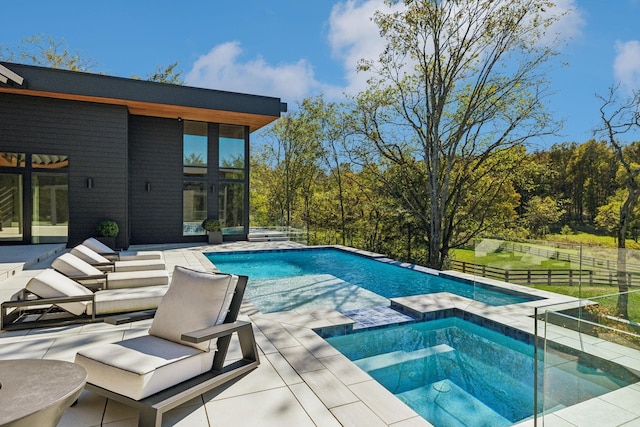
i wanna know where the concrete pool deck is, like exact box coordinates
[0,242,639,426]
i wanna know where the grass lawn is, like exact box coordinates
[451,248,573,270]
[545,232,640,250]
[451,241,640,323]
[532,284,640,323]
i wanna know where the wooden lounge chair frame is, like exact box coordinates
[82,275,260,427]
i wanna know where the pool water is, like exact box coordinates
[326,317,639,426]
[205,248,541,313]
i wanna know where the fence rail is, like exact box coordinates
[495,242,640,273]
[449,260,640,287]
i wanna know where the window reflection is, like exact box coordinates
[219,183,244,235]
[32,154,69,169]
[183,121,207,177]
[183,181,207,235]
[0,153,25,167]
[219,124,245,180]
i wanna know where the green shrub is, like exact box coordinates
[96,219,119,237]
[201,218,221,232]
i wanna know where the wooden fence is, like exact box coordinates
[497,242,640,273]
[449,260,640,287]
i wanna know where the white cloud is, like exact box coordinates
[327,0,395,95]
[184,1,587,103]
[542,0,585,46]
[614,40,640,92]
[184,41,323,100]
[326,0,585,96]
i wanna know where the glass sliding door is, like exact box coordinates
[0,173,23,242]
[219,124,247,237]
[31,172,68,243]
[183,121,208,235]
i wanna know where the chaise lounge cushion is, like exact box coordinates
[26,269,93,315]
[52,252,104,278]
[82,238,164,261]
[87,286,169,315]
[52,253,169,289]
[24,269,169,316]
[70,245,166,272]
[75,335,215,400]
[148,266,238,351]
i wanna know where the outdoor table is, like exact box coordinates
[0,359,87,427]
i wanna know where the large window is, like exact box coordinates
[0,152,69,244]
[219,124,246,236]
[219,183,244,235]
[31,154,69,244]
[219,124,245,180]
[183,121,208,235]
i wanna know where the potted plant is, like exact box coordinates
[201,218,223,244]
[95,219,119,249]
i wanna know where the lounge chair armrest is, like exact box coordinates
[94,263,116,272]
[2,294,95,309]
[181,320,251,343]
[71,274,107,281]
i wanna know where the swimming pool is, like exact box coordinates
[205,247,542,313]
[326,317,640,426]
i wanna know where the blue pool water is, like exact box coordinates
[326,317,639,426]
[205,248,541,313]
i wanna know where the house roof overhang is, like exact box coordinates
[0,62,286,132]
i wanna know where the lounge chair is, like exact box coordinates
[70,244,166,272]
[1,269,168,330]
[74,266,259,427]
[82,237,164,261]
[51,253,169,290]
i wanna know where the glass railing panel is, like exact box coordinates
[535,291,640,426]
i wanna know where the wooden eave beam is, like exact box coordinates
[0,87,278,132]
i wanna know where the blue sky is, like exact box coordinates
[2,0,640,147]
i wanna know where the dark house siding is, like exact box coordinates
[128,116,186,244]
[0,93,129,247]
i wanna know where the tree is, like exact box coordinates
[350,0,561,269]
[522,196,565,237]
[596,85,640,318]
[133,62,184,84]
[4,34,96,71]
[258,108,323,228]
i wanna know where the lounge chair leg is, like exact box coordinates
[138,406,161,427]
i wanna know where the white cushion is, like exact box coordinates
[70,245,111,265]
[113,259,166,272]
[148,266,238,351]
[82,238,164,261]
[105,270,169,289]
[25,269,93,316]
[75,335,214,400]
[118,250,164,261]
[88,286,169,315]
[82,237,115,254]
[52,253,104,278]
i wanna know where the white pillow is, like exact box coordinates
[148,266,238,351]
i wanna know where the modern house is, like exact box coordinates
[0,62,285,248]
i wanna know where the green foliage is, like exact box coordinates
[6,34,96,71]
[522,196,565,237]
[96,219,119,237]
[201,218,221,232]
[132,62,184,84]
